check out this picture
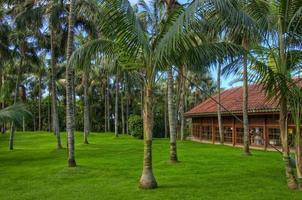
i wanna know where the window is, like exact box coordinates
[236,128,244,144]
[192,125,200,138]
[268,128,281,146]
[200,126,212,141]
[215,127,221,142]
[224,127,232,143]
[250,127,264,146]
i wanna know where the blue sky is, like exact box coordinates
[128,0,240,89]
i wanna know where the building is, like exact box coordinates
[184,84,297,150]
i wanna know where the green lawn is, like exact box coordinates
[0,132,302,200]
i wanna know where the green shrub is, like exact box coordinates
[128,115,143,139]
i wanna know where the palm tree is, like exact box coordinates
[66,0,76,167]
[212,0,271,155]
[216,62,223,144]
[115,66,119,137]
[179,64,186,141]
[83,67,90,144]
[71,0,243,188]
[0,104,31,128]
[250,0,302,189]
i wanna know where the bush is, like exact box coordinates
[128,115,143,139]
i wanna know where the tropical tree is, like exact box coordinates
[71,0,242,188]
[66,0,76,167]
[249,0,302,189]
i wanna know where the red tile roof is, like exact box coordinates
[185,84,279,117]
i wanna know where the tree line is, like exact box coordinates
[1,0,302,190]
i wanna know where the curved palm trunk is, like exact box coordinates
[167,67,178,162]
[179,65,186,141]
[216,62,223,144]
[50,29,62,149]
[66,0,76,167]
[83,70,89,144]
[114,71,119,137]
[139,82,157,189]
[280,98,297,189]
[242,38,251,155]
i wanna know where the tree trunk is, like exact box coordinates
[38,68,42,131]
[66,0,76,167]
[141,86,144,119]
[104,83,108,132]
[280,98,297,189]
[164,84,168,138]
[217,62,223,144]
[242,38,251,155]
[179,65,186,141]
[139,83,157,189]
[1,70,5,134]
[83,69,89,144]
[121,72,125,135]
[106,73,111,132]
[9,61,22,150]
[114,70,119,137]
[167,67,178,162]
[50,29,62,149]
[295,113,302,190]
[125,73,129,134]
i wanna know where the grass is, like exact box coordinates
[0,132,302,200]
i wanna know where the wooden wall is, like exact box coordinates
[191,113,296,149]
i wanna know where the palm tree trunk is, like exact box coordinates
[121,72,125,135]
[217,62,223,144]
[141,86,144,119]
[38,68,42,131]
[280,98,297,189]
[66,0,76,167]
[50,29,62,149]
[139,82,157,189]
[104,84,108,132]
[179,65,186,141]
[242,38,251,155]
[106,73,111,132]
[1,70,5,134]
[125,74,129,134]
[9,61,22,150]
[164,84,168,138]
[295,115,302,190]
[83,69,89,144]
[167,67,178,162]
[114,70,119,137]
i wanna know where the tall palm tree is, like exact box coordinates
[83,67,90,144]
[66,0,76,167]
[249,0,302,189]
[71,0,243,188]
[216,62,223,143]
[114,66,119,137]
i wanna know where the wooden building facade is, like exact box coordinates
[185,85,297,150]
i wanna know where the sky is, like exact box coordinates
[128,0,240,89]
